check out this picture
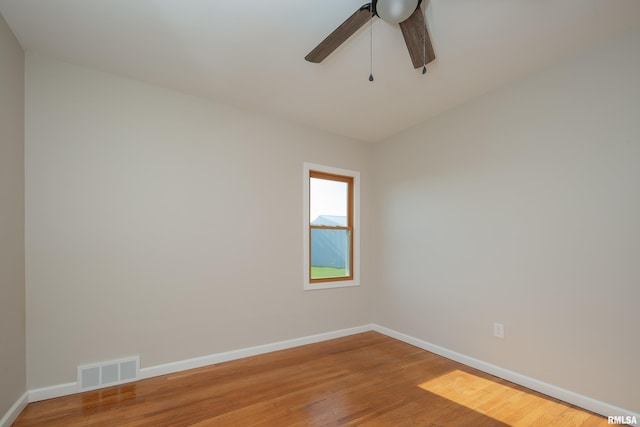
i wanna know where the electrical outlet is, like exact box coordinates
[493,322,505,338]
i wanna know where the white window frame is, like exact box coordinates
[303,162,360,290]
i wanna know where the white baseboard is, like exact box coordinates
[21,322,639,424]
[140,324,373,380]
[27,324,374,403]
[371,324,639,422]
[0,392,28,427]
[29,382,78,403]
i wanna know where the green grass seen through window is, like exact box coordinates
[311,266,347,279]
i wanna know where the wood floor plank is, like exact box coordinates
[13,332,611,426]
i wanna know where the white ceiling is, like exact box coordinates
[1,0,639,142]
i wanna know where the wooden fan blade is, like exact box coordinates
[399,6,435,69]
[305,4,372,63]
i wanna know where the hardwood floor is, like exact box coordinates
[14,332,610,426]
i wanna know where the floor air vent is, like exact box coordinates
[78,356,140,391]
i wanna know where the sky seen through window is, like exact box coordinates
[310,178,348,224]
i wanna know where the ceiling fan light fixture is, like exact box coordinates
[375,0,420,24]
[304,0,434,69]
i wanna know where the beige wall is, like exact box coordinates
[373,27,640,413]
[0,11,26,418]
[25,54,373,389]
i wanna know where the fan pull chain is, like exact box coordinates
[422,6,427,75]
[369,11,374,82]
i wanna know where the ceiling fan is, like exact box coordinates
[305,0,435,69]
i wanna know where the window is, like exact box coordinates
[303,163,360,290]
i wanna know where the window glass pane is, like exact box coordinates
[310,177,348,225]
[310,229,351,279]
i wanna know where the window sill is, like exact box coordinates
[304,280,360,291]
